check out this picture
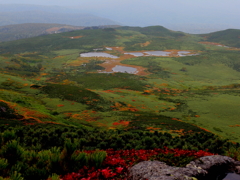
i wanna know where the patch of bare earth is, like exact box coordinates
[138,41,151,47]
[68,36,83,39]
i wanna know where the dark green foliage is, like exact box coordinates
[0,101,20,119]
[50,72,148,91]
[0,122,236,179]
[128,112,205,134]
[0,158,8,177]
[155,153,196,167]
[82,60,105,71]
[147,60,170,78]
[0,140,24,165]
[0,123,231,154]
[87,150,107,169]
[41,83,112,111]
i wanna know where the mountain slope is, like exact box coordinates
[202,29,240,48]
[0,23,84,42]
[118,26,185,38]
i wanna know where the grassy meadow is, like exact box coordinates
[0,25,240,179]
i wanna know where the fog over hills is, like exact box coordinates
[0,1,240,34]
[0,4,120,27]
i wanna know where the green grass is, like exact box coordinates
[0,26,240,143]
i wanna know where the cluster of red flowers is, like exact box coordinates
[61,148,214,180]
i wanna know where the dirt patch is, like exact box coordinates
[199,42,225,46]
[68,36,83,39]
[46,27,62,33]
[139,41,151,47]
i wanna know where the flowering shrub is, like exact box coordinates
[61,148,214,180]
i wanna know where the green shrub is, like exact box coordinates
[70,151,87,171]
[9,171,23,180]
[47,174,60,180]
[2,130,16,145]
[0,158,8,176]
[87,150,107,169]
[0,140,24,165]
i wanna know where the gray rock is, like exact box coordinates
[235,166,240,174]
[128,155,240,180]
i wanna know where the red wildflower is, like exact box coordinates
[116,167,124,174]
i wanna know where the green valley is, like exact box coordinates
[0,25,240,180]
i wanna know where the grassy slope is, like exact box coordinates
[201,29,240,48]
[0,26,240,142]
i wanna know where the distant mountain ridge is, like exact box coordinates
[0,23,120,42]
[0,11,119,27]
[0,4,120,27]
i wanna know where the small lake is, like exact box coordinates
[124,52,144,57]
[145,51,171,56]
[178,51,191,56]
[112,65,137,74]
[80,52,118,58]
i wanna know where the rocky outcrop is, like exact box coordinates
[128,155,240,180]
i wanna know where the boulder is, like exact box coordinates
[128,155,240,180]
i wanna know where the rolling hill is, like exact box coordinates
[202,29,240,48]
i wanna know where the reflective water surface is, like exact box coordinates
[145,51,171,56]
[124,52,144,56]
[80,52,118,58]
[112,65,137,74]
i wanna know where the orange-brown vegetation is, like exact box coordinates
[65,110,101,122]
[229,124,240,127]
[171,118,183,122]
[110,102,139,112]
[57,104,64,107]
[40,73,49,76]
[61,79,76,85]
[199,42,224,46]
[112,120,130,126]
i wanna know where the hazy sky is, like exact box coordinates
[1,0,240,12]
[1,0,240,31]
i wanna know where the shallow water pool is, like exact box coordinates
[112,65,137,74]
[80,52,118,58]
